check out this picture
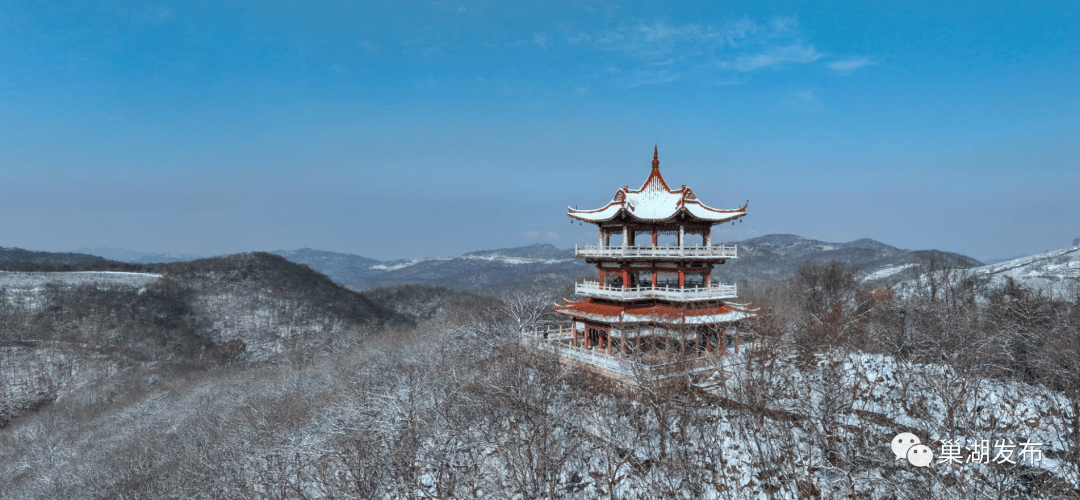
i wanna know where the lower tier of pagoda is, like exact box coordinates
[555,297,757,325]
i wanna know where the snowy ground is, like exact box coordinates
[862,263,915,282]
[689,347,1077,498]
[973,246,1080,296]
[0,271,162,290]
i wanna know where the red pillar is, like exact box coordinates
[599,269,605,286]
[678,269,684,289]
[652,230,658,246]
[622,269,629,290]
[651,271,657,288]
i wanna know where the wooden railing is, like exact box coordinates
[575,280,737,301]
[575,244,737,259]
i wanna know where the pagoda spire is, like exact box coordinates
[652,145,659,169]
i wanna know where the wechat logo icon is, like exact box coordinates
[892,432,934,468]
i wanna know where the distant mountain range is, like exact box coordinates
[712,234,982,284]
[71,247,205,264]
[267,248,382,281]
[2,247,105,264]
[286,236,985,292]
[980,254,1034,265]
[348,244,586,292]
[16,235,993,292]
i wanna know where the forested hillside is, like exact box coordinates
[2,250,1078,499]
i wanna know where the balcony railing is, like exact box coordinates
[575,280,737,301]
[575,244,737,259]
[523,330,733,381]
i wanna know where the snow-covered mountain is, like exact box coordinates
[718,234,982,283]
[349,244,589,292]
[972,246,1080,295]
[26,237,988,292]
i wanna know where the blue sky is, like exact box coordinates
[1,1,1077,262]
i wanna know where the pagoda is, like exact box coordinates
[554,147,757,366]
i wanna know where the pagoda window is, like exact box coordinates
[656,271,678,289]
[685,272,706,288]
[656,231,679,246]
[605,229,626,247]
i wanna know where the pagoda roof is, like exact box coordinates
[555,297,758,325]
[568,146,748,224]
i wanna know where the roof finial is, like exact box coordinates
[652,145,659,169]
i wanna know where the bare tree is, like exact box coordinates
[497,284,559,336]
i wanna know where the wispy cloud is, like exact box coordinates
[720,43,822,72]
[523,230,539,238]
[788,90,824,112]
[828,58,874,72]
[545,231,561,240]
[533,33,549,49]
[563,16,826,85]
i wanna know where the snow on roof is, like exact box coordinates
[568,146,748,224]
[555,298,758,325]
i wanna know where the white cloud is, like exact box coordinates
[545,231,562,240]
[523,230,540,238]
[829,58,874,72]
[569,16,826,85]
[533,33,548,49]
[722,43,822,72]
